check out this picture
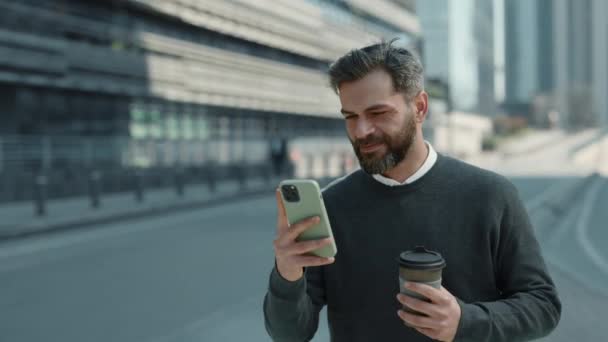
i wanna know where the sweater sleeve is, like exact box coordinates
[454,181,562,342]
[263,261,326,342]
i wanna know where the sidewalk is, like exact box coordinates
[497,128,602,159]
[0,177,288,240]
[572,131,608,175]
[498,129,566,157]
[467,129,601,177]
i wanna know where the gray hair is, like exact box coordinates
[328,39,424,100]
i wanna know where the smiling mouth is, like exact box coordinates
[360,143,384,153]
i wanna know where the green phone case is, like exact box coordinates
[279,179,337,258]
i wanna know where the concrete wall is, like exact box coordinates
[432,112,493,158]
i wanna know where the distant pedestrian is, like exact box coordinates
[269,135,288,176]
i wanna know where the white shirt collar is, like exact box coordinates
[372,141,437,187]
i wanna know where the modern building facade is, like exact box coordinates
[506,0,607,129]
[0,0,420,201]
[418,0,496,118]
[504,0,555,125]
[505,0,541,104]
[552,0,608,129]
[591,0,608,128]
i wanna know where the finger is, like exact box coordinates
[275,188,289,232]
[293,255,335,268]
[288,237,334,256]
[285,216,320,241]
[397,294,441,318]
[397,310,437,329]
[404,282,447,305]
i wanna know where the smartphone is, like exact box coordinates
[279,179,337,258]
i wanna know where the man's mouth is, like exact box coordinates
[359,143,384,153]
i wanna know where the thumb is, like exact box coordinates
[276,188,289,233]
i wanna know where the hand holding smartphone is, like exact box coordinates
[273,179,337,281]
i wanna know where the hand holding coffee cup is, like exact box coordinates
[396,246,461,341]
[273,189,335,282]
[397,246,446,314]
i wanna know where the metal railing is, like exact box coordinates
[0,134,264,201]
[0,135,358,216]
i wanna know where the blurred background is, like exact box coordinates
[0,0,606,341]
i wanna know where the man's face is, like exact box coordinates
[338,69,419,175]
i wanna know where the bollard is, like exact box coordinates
[232,165,247,190]
[175,168,184,197]
[34,174,47,216]
[134,171,144,203]
[88,170,101,209]
[264,163,272,185]
[206,163,217,193]
[236,165,247,190]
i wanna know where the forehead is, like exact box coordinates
[338,69,403,109]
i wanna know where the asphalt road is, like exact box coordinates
[0,176,606,342]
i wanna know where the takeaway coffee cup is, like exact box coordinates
[398,246,446,317]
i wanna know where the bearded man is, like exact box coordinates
[263,40,561,342]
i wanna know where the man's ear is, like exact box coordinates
[414,91,429,123]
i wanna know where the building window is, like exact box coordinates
[148,105,163,139]
[165,110,180,140]
[182,112,195,140]
[199,114,210,140]
[129,102,147,139]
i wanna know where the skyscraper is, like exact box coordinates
[503,0,555,125]
[552,0,604,129]
[591,0,608,128]
[418,0,495,117]
[505,0,541,104]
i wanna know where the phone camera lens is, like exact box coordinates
[281,184,300,202]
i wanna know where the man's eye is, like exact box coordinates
[371,111,386,116]
[344,115,356,120]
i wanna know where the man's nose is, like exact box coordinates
[354,117,375,140]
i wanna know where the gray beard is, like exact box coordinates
[358,150,399,174]
[352,115,416,175]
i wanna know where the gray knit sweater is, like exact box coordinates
[263,154,561,341]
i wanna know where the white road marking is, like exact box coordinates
[576,177,608,276]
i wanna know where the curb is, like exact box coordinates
[3,173,595,242]
[499,131,564,158]
[568,128,607,157]
[0,177,338,242]
[0,186,273,241]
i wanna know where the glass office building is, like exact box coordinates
[0,0,420,201]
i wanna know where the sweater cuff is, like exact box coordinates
[269,263,307,301]
[454,297,483,342]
